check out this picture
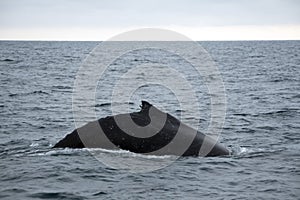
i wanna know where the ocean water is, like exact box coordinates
[0,41,299,199]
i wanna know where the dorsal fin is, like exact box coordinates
[140,100,152,111]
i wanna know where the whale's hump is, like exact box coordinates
[53,100,229,157]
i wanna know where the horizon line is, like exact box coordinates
[1,39,299,42]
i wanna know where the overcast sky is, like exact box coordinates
[0,0,299,40]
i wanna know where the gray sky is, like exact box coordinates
[0,0,299,40]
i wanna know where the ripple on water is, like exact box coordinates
[28,192,86,200]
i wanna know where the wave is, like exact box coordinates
[269,77,299,83]
[0,188,27,199]
[52,85,72,90]
[233,108,299,118]
[1,58,14,62]
[28,192,85,200]
[95,102,111,107]
[249,55,265,58]
[95,101,135,107]
[261,108,299,116]
[0,58,23,64]
[9,90,49,97]
[88,147,173,159]
[228,145,286,158]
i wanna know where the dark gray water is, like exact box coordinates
[0,41,299,199]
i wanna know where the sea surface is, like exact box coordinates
[0,41,299,199]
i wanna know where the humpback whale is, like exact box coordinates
[53,101,229,156]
